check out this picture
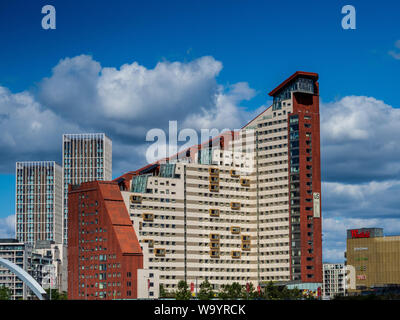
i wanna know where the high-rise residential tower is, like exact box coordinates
[15,161,62,244]
[62,133,112,244]
[68,71,322,293]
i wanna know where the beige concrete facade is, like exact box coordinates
[117,72,323,291]
[119,98,297,291]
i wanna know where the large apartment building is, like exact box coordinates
[15,161,63,244]
[67,181,144,300]
[62,133,112,244]
[69,71,323,293]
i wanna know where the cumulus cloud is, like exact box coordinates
[320,96,400,262]
[0,215,15,238]
[321,96,400,183]
[0,55,256,176]
[183,82,256,131]
[38,55,228,133]
[322,180,400,219]
[0,86,80,172]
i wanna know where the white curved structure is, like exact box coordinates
[0,257,47,300]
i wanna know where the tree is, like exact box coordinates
[197,280,214,300]
[175,280,191,300]
[45,288,68,300]
[218,282,243,300]
[0,285,12,300]
[242,282,259,300]
[159,284,175,299]
[262,281,303,300]
[159,284,167,298]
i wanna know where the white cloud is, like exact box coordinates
[98,56,223,122]
[38,55,234,132]
[0,86,80,172]
[183,82,256,131]
[323,247,346,263]
[0,55,256,176]
[321,96,400,183]
[0,215,15,238]
[318,95,400,262]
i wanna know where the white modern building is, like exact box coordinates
[322,263,346,299]
[0,239,33,299]
[62,133,112,244]
[33,240,68,293]
[0,238,66,300]
[15,161,63,244]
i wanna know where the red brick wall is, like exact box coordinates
[291,83,322,283]
[68,181,143,300]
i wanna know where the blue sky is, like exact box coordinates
[1,0,400,262]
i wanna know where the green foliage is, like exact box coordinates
[197,280,215,300]
[166,280,309,300]
[0,285,12,300]
[159,284,175,299]
[242,282,261,300]
[175,280,192,300]
[218,282,244,300]
[45,288,68,300]
[262,281,303,300]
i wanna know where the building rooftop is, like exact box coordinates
[268,71,319,97]
[0,238,20,243]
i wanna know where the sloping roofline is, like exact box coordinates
[268,71,319,97]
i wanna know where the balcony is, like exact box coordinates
[231,226,241,234]
[209,209,220,217]
[142,213,154,222]
[154,248,166,257]
[210,250,220,258]
[130,195,142,204]
[209,176,220,183]
[231,251,241,259]
[209,241,220,249]
[208,168,219,176]
[209,184,219,192]
[230,170,240,178]
[209,234,220,241]
[230,202,241,210]
[240,178,250,187]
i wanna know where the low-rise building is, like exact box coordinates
[0,239,32,299]
[0,238,67,299]
[33,240,67,293]
[322,263,345,299]
[346,228,400,294]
